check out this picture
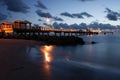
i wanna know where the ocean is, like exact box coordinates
[29,33,120,80]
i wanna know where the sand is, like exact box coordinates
[1,39,120,80]
[0,39,47,80]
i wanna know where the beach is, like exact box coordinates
[1,35,120,80]
[0,39,47,80]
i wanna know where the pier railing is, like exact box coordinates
[13,28,105,36]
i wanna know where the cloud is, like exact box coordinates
[72,12,93,18]
[105,8,120,21]
[61,12,93,19]
[53,22,81,29]
[72,13,84,18]
[36,10,52,18]
[36,10,63,21]
[53,17,63,21]
[35,0,47,10]
[76,0,95,2]
[0,12,7,21]
[52,22,117,29]
[106,14,117,21]
[43,23,52,27]
[53,22,70,29]
[33,24,39,27]
[80,12,93,17]
[1,0,29,13]
[89,22,117,29]
[43,23,49,26]
[61,12,74,18]
[38,19,42,21]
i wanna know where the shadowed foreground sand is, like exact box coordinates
[0,39,49,80]
[1,39,120,80]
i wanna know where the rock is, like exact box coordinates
[91,41,96,44]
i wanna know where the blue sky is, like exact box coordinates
[0,0,120,29]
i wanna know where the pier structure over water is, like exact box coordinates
[0,20,114,45]
[13,27,101,37]
[0,20,113,37]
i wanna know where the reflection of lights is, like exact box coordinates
[87,34,93,38]
[65,56,70,61]
[40,45,54,63]
[87,34,93,43]
[45,52,50,62]
[88,45,92,54]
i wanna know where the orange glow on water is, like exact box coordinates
[40,45,54,63]
[45,52,50,62]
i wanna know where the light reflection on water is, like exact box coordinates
[28,34,120,80]
[38,34,120,70]
[40,45,54,63]
[39,45,54,78]
[28,45,55,78]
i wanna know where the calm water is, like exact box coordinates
[29,34,120,80]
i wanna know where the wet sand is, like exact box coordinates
[0,39,120,80]
[0,39,48,80]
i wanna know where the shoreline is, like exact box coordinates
[0,39,120,80]
[1,35,85,45]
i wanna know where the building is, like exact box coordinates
[13,20,32,29]
[1,22,13,34]
[0,20,32,35]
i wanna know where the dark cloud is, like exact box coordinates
[52,22,61,29]
[0,13,7,21]
[80,12,93,17]
[105,8,120,21]
[43,23,49,26]
[77,0,94,2]
[43,23,52,27]
[36,10,63,21]
[53,22,70,29]
[69,23,80,29]
[61,12,93,19]
[33,24,39,27]
[53,22,79,29]
[38,19,42,21]
[1,0,29,13]
[106,14,117,21]
[35,0,47,10]
[72,13,84,18]
[53,17,63,21]
[36,10,52,18]
[61,12,74,18]
[89,22,117,29]
[72,12,93,18]
[52,22,117,29]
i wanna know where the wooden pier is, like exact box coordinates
[13,28,101,36]
[0,20,114,45]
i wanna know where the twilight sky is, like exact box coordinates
[0,0,120,29]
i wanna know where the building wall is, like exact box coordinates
[1,23,13,34]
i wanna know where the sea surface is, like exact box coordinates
[28,33,120,80]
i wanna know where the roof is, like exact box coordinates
[13,20,32,24]
[1,22,13,25]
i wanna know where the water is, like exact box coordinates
[29,34,120,80]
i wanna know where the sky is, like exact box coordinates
[0,0,120,29]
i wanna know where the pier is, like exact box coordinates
[0,20,114,45]
[13,28,101,37]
